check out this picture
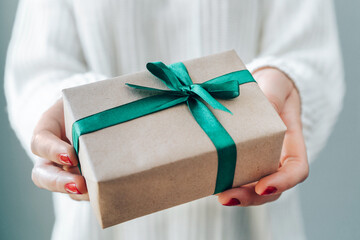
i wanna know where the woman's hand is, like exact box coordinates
[31,99,89,201]
[217,67,309,206]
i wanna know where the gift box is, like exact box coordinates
[62,50,286,228]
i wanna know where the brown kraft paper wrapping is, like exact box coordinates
[62,50,286,228]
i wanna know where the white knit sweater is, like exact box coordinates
[5,0,344,239]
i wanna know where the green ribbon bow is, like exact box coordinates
[72,62,255,194]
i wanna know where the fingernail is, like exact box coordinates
[222,198,241,206]
[261,186,277,195]
[59,154,72,166]
[65,183,81,194]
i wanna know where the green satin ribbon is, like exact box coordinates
[72,62,255,194]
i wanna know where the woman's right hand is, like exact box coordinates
[30,98,89,201]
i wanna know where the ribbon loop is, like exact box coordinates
[168,62,193,86]
[146,62,183,90]
[200,80,240,99]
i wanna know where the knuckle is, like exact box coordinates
[260,194,281,205]
[48,144,58,161]
[31,130,52,158]
[283,178,293,190]
[53,172,65,192]
[238,191,252,207]
[280,154,295,165]
[30,133,41,155]
[241,198,254,207]
[300,163,310,182]
[274,194,281,201]
[268,194,281,203]
[254,194,281,206]
[64,145,75,158]
[31,167,37,184]
[31,167,41,189]
[240,201,250,207]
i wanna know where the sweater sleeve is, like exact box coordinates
[4,0,107,163]
[247,0,345,162]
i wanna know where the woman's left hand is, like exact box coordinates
[217,67,309,206]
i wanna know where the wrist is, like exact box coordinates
[251,66,302,114]
[252,67,296,92]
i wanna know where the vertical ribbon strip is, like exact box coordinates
[72,62,255,194]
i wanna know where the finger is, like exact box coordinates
[31,130,78,166]
[253,68,294,114]
[31,99,78,166]
[217,183,281,207]
[32,158,87,194]
[254,89,309,196]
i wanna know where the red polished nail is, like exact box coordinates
[222,198,240,206]
[59,154,72,166]
[65,183,81,194]
[261,186,277,195]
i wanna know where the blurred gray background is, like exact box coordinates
[0,1,359,240]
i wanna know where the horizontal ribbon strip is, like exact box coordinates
[72,61,255,194]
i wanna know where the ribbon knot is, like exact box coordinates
[178,85,192,95]
[72,60,255,194]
